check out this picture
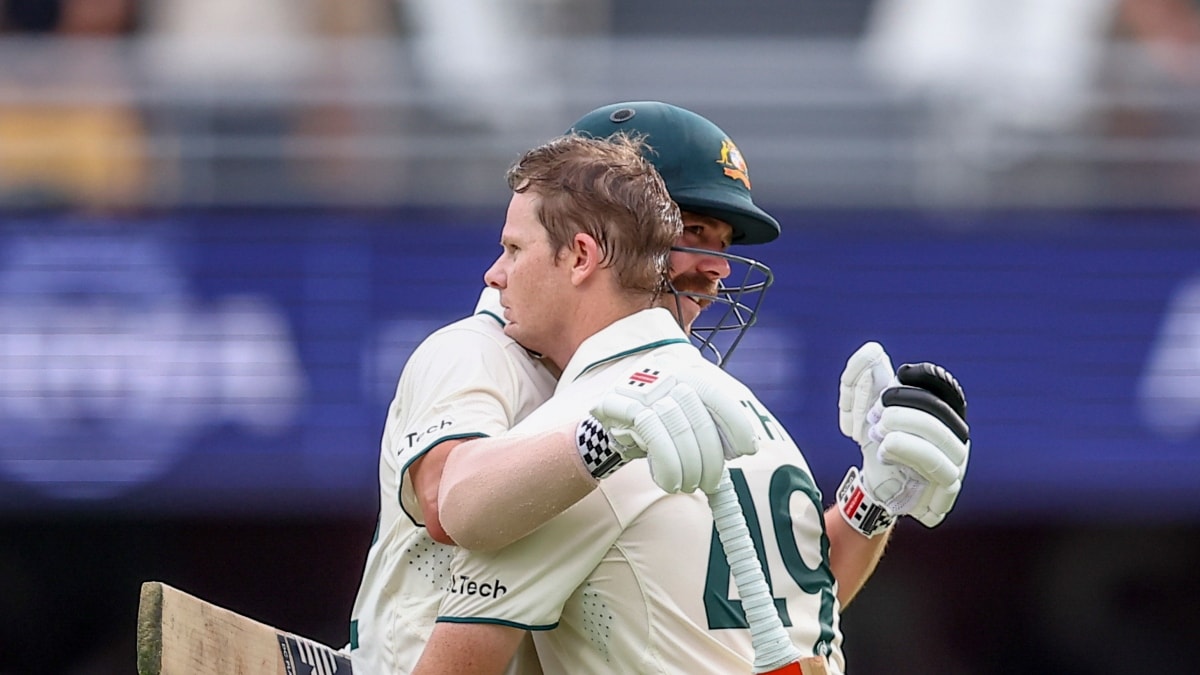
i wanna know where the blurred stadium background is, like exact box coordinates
[2,0,1200,673]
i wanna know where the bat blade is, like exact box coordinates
[137,581,353,675]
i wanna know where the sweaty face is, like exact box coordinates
[483,192,570,357]
[664,212,734,332]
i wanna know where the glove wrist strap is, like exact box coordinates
[576,416,628,479]
[836,467,895,538]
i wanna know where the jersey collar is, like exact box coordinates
[558,307,690,386]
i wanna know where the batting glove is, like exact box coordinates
[578,353,760,494]
[837,344,971,536]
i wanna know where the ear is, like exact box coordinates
[567,233,602,287]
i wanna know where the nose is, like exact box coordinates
[484,256,506,289]
[695,249,731,281]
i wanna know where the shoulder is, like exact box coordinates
[413,313,528,364]
[402,314,551,394]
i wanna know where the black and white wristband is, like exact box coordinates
[836,467,895,538]
[576,416,628,479]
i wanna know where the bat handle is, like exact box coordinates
[707,468,806,674]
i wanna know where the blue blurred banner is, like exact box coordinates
[0,210,1197,521]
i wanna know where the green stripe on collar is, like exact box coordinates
[476,310,505,328]
[574,338,690,381]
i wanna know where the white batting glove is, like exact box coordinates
[837,346,971,535]
[578,354,760,494]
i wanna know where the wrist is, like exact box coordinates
[576,416,628,479]
[836,466,895,538]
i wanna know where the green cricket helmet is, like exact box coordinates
[567,101,777,367]
[568,101,779,245]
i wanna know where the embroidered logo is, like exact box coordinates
[717,139,751,189]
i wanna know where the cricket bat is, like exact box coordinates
[136,581,353,675]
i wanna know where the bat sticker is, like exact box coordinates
[278,635,353,675]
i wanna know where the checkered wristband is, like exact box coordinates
[836,467,896,538]
[576,416,628,479]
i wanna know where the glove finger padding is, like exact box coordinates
[674,366,760,466]
[880,385,969,445]
[658,381,725,493]
[627,399,688,492]
[897,362,967,420]
[839,342,895,445]
[875,413,968,487]
[643,382,718,494]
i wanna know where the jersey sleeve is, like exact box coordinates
[436,495,621,629]
[389,325,521,525]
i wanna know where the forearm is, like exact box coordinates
[439,421,599,550]
[824,506,892,608]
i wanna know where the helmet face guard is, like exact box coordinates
[667,246,774,368]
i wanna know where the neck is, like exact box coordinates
[542,293,653,372]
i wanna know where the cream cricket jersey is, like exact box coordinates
[349,288,556,675]
[437,308,846,675]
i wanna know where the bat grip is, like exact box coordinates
[708,468,804,674]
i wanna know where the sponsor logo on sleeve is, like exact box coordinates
[446,574,508,599]
[403,417,455,448]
